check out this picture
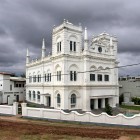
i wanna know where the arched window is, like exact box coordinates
[33,91,35,101]
[37,91,40,102]
[69,36,77,52]
[71,94,76,107]
[55,65,61,81]
[57,94,61,104]
[56,37,62,53]
[29,91,31,100]
[69,64,78,81]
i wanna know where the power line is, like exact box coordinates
[1,62,140,81]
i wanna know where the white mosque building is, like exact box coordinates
[26,20,119,111]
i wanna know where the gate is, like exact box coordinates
[18,103,22,114]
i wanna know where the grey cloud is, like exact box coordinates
[0,0,140,75]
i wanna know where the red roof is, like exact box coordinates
[0,72,12,75]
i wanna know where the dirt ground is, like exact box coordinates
[0,116,140,140]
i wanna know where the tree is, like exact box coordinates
[104,103,113,116]
[20,73,26,78]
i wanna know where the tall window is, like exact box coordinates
[98,74,102,81]
[74,42,76,51]
[29,91,31,100]
[33,75,36,82]
[70,71,77,81]
[70,41,72,51]
[37,91,40,102]
[29,76,32,83]
[33,91,35,101]
[37,75,40,82]
[47,73,51,82]
[71,94,76,107]
[10,85,12,91]
[57,71,61,81]
[57,94,61,107]
[57,42,61,52]
[36,74,41,82]
[70,41,76,52]
[57,94,61,104]
[45,74,47,82]
[104,75,109,81]
[90,74,95,81]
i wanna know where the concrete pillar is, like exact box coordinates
[36,93,38,103]
[82,87,91,111]
[63,88,68,110]
[21,102,27,107]
[13,102,18,115]
[21,103,27,116]
[109,98,113,107]
[101,98,105,108]
[94,99,98,109]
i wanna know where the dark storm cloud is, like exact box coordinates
[0,0,140,75]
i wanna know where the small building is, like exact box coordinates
[0,72,26,105]
[26,20,119,111]
[119,76,140,102]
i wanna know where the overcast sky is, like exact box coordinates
[0,0,140,76]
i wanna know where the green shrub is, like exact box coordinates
[131,97,140,105]
[104,103,113,116]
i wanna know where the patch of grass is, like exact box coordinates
[120,105,140,110]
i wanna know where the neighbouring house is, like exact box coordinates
[119,76,140,103]
[26,20,119,111]
[0,72,26,105]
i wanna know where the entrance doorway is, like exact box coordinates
[46,96,51,107]
[105,98,109,105]
[90,99,94,110]
[98,99,102,108]
[7,95,10,104]
[16,95,19,102]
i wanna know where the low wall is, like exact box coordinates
[0,102,18,115]
[21,103,140,126]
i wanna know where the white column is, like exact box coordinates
[36,93,38,103]
[109,98,113,107]
[40,95,44,105]
[21,103,27,116]
[94,99,98,109]
[82,87,91,111]
[13,102,18,115]
[101,98,105,108]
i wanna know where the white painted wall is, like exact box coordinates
[0,74,25,104]
[22,103,140,126]
[0,102,18,115]
[119,80,140,98]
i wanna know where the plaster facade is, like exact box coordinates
[0,72,25,105]
[26,20,119,111]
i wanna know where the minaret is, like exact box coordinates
[26,48,30,64]
[42,38,46,58]
[84,27,89,51]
